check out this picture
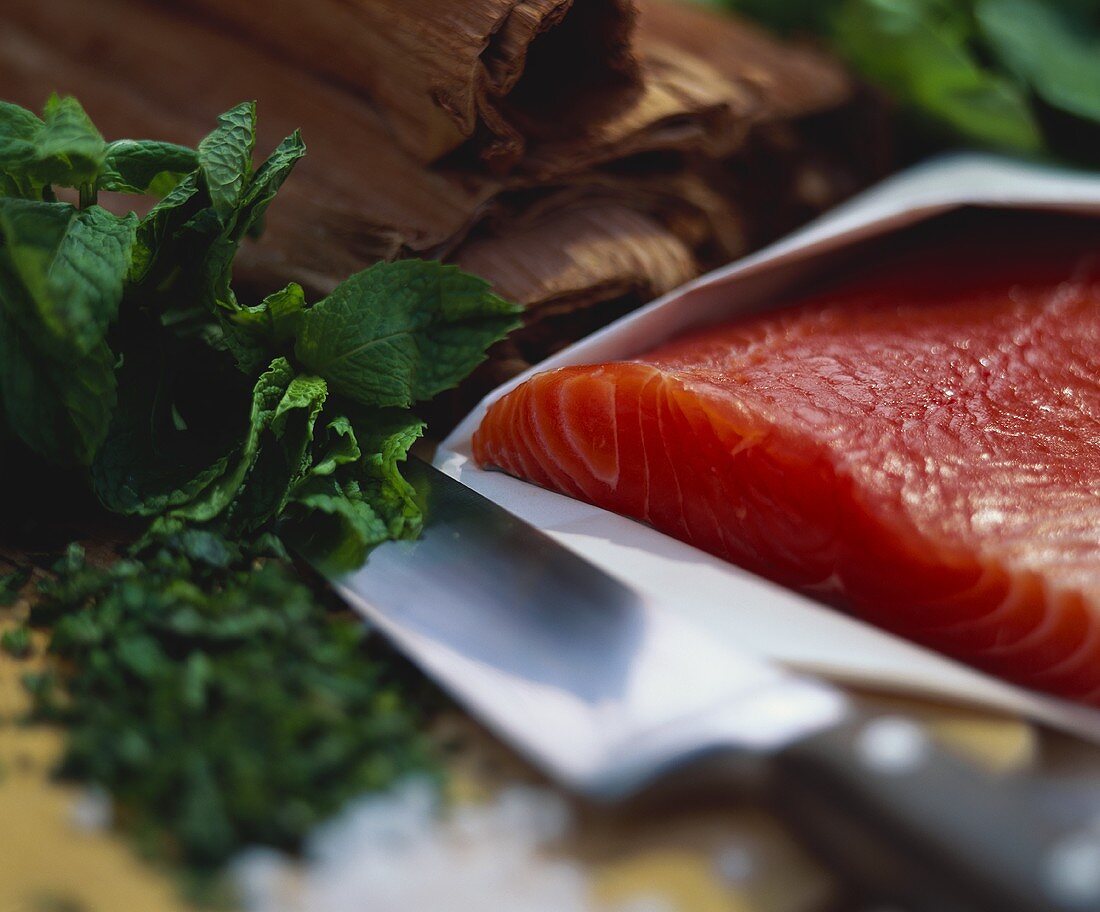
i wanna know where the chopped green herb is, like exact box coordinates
[1,625,31,657]
[0,566,31,607]
[26,531,442,876]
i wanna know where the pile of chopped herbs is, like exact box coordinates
[0,95,519,889]
[706,0,1100,166]
[19,531,441,885]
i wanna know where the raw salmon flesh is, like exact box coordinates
[473,224,1100,705]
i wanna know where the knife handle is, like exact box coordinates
[771,715,1100,912]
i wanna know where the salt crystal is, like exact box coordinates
[70,786,113,832]
[232,779,670,912]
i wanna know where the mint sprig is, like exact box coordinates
[24,533,441,877]
[0,95,521,563]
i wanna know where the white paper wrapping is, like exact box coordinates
[438,154,1100,743]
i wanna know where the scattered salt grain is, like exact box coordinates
[233,779,669,912]
[70,786,113,832]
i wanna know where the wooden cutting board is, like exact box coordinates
[0,577,1040,912]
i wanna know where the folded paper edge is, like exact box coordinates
[436,154,1100,741]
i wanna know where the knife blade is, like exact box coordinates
[327,458,1100,912]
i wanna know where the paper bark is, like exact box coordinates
[2,0,887,407]
[164,0,639,172]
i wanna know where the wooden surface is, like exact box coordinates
[4,567,1074,912]
[1,594,196,912]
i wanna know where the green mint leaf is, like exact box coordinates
[286,409,423,572]
[227,373,328,528]
[295,260,520,408]
[977,0,1100,124]
[142,127,304,324]
[284,474,391,571]
[0,101,45,196]
[832,0,1043,152]
[91,369,235,516]
[0,303,116,465]
[234,281,306,343]
[197,101,256,220]
[233,130,305,240]
[358,409,424,538]
[31,94,108,191]
[272,374,328,441]
[310,415,361,477]
[0,198,136,356]
[90,320,258,517]
[172,357,295,523]
[99,139,199,195]
[197,234,240,315]
[0,101,43,158]
[220,323,271,376]
[0,96,106,198]
[128,171,202,284]
[0,197,130,464]
[93,442,231,517]
[223,282,307,372]
[200,131,306,317]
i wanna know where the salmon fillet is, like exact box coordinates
[473,226,1100,704]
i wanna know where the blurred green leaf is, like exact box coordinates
[978,0,1100,123]
[833,0,1043,152]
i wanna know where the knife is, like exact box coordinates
[327,458,1100,912]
